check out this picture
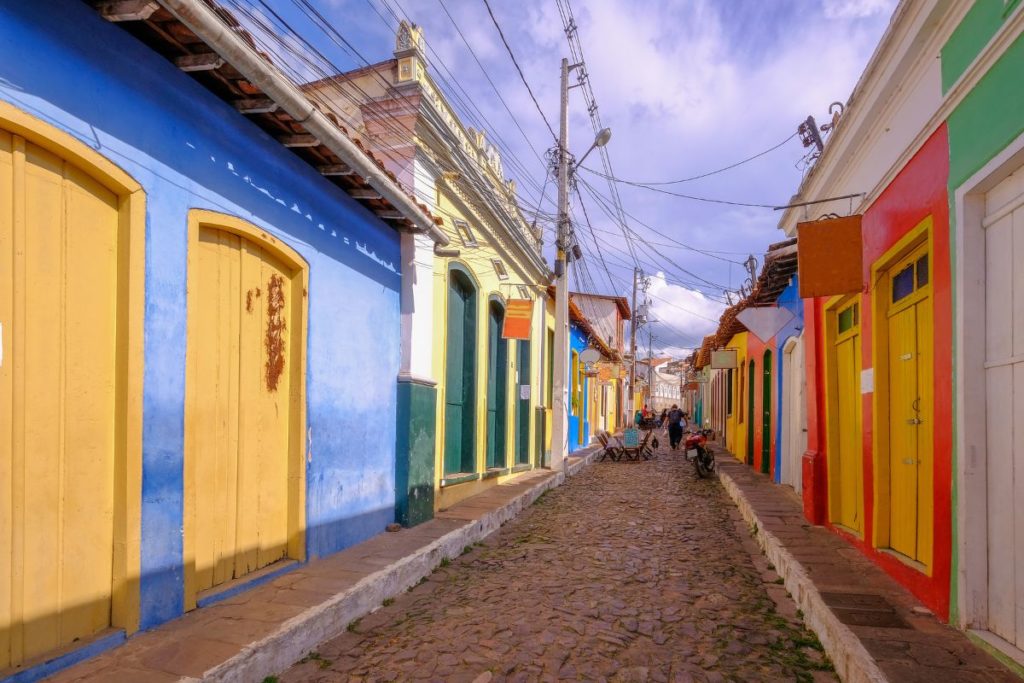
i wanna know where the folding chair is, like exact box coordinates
[595,431,622,462]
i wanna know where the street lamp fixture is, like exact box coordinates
[574,127,612,169]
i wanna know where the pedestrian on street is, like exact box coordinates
[634,408,643,428]
[658,408,668,430]
[667,404,686,450]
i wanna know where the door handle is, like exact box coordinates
[911,397,920,413]
[906,418,922,425]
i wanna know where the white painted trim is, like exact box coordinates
[953,128,1024,633]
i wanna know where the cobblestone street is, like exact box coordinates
[280,443,836,683]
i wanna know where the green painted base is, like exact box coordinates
[396,378,437,528]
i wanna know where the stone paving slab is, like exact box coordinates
[716,456,1021,683]
[42,453,598,683]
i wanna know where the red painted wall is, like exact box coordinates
[802,125,952,618]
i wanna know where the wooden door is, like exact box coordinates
[832,301,863,532]
[486,302,507,469]
[783,338,806,493]
[983,168,1024,649]
[516,340,531,465]
[186,224,301,602]
[0,131,123,667]
[762,350,773,475]
[444,272,476,474]
[885,244,932,564]
[746,360,755,465]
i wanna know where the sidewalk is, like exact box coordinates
[716,456,1021,683]
[40,451,597,683]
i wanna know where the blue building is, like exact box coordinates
[0,1,445,676]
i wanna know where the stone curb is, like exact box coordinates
[203,449,600,682]
[717,467,887,683]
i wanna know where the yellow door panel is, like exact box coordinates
[187,224,295,601]
[888,304,918,558]
[836,334,862,531]
[884,240,932,565]
[2,135,120,667]
[915,298,933,566]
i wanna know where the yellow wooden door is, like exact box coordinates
[1,131,121,667]
[885,245,932,564]
[830,300,863,533]
[186,225,296,602]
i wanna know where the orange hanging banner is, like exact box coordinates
[502,299,534,339]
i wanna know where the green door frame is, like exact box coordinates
[516,339,531,465]
[486,299,507,469]
[762,349,772,475]
[444,268,477,474]
[746,359,755,466]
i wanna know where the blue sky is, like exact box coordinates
[236,0,896,355]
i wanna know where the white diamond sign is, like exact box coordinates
[736,306,795,343]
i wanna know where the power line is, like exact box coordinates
[580,167,780,208]
[480,0,557,142]
[581,132,797,185]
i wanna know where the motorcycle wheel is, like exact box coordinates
[695,446,714,478]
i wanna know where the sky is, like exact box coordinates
[235,0,896,357]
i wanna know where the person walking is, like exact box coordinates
[667,404,685,450]
[658,408,668,430]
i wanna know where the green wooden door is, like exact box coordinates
[762,350,772,474]
[486,302,507,469]
[444,273,476,474]
[517,340,531,465]
[747,360,755,465]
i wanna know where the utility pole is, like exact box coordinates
[646,326,654,409]
[550,57,571,471]
[627,266,640,422]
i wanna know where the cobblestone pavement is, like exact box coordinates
[280,441,837,683]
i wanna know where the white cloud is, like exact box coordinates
[644,271,726,357]
[823,0,895,20]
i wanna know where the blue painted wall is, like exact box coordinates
[0,0,401,631]
[773,277,804,484]
[568,321,590,453]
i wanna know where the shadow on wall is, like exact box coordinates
[1,504,397,682]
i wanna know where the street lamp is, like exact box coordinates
[574,127,611,169]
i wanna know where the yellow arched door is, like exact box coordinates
[184,212,306,608]
[1,128,129,667]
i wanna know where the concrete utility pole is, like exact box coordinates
[551,57,571,472]
[627,266,640,421]
[647,326,654,408]
[551,57,610,467]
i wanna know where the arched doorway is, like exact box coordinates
[0,110,145,666]
[782,336,806,492]
[746,359,755,466]
[762,349,773,475]
[516,339,531,465]
[486,299,508,469]
[184,211,308,609]
[444,267,477,475]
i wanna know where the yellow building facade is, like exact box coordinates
[308,21,554,514]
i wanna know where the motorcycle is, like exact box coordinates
[683,428,716,478]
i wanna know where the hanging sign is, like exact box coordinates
[710,349,738,369]
[579,346,602,363]
[737,306,795,343]
[797,215,863,298]
[502,299,534,339]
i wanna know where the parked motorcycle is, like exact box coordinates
[683,428,716,478]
